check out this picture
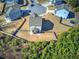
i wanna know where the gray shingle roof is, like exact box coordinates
[29,13,42,26]
[4,4,22,21]
[28,4,47,15]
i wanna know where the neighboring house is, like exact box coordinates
[4,4,22,22]
[5,0,16,8]
[54,4,70,19]
[16,0,24,4]
[50,0,64,5]
[36,0,50,7]
[36,0,64,7]
[29,13,42,34]
[16,0,29,6]
[4,0,15,4]
[4,0,28,6]
[28,4,47,16]
[0,3,5,15]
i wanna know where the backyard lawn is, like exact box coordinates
[0,13,71,42]
[16,13,71,42]
[2,19,24,34]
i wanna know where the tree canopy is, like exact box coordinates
[65,0,79,12]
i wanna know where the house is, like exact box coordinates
[4,0,28,6]
[0,3,5,15]
[16,0,29,6]
[50,0,64,5]
[29,13,42,34]
[5,0,16,8]
[35,0,51,7]
[28,4,47,16]
[54,4,70,19]
[4,0,15,4]
[4,4,22,22]
[16,0,24,4]
[36,0,64,7]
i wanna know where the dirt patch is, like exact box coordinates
[0,13,71,42]
[16,13,70,42]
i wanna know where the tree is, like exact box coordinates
[55,27,79,59]
[74,6,79,12]
[65,0,78,8]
